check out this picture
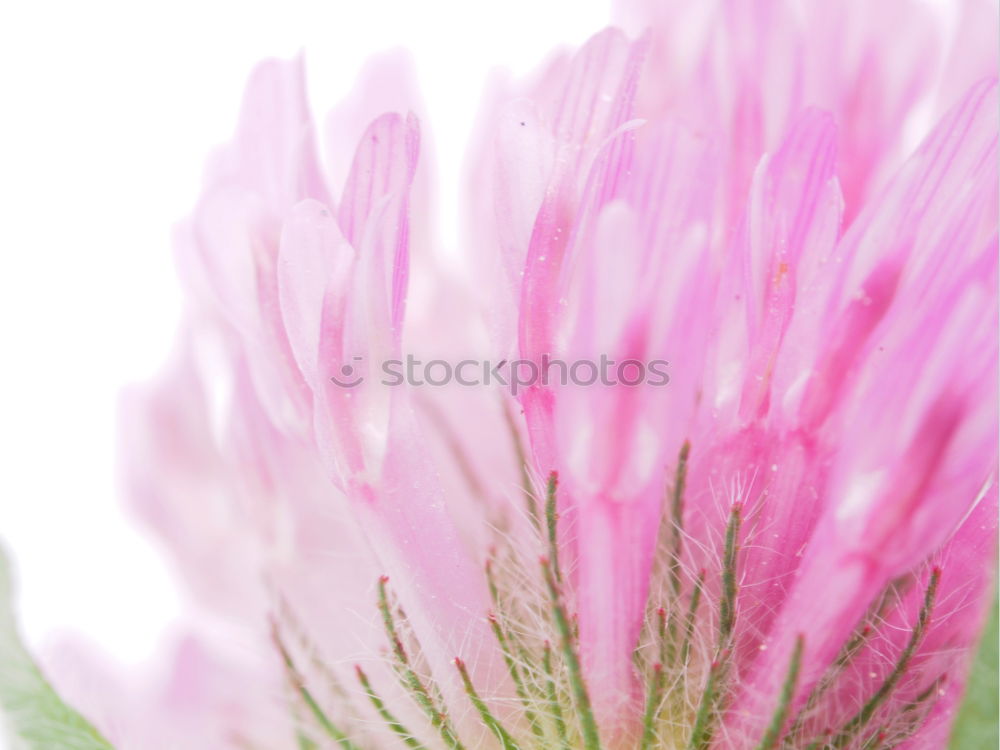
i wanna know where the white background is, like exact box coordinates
[0,0,610,672]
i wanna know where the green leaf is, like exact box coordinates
[0,547,116,749]
[949,592,998,749]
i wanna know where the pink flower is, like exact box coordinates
[468,5,997,744]
[8,2,994,750]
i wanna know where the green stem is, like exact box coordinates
[828,569,940,748]
[487,612,545,741]
[640,608,668,749]
[542,642,570,750]
[542,559,602,750]
[541,498,603,750]
[455,657,522,750]
[355,665,430,750]
[754,635,805,750]
[545,472,563,584]
[377,577,465,750]
[271,621,362,750]
[687,505,742,750]
[502,395,540,530]
[679,570,706,671]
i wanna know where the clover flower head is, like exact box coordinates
[2,2,997,750]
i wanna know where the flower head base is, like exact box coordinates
[5,2,996,750]
[266,465,958,750]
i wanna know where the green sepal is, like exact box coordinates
[949,590,998,749]
[0,547,115,750]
